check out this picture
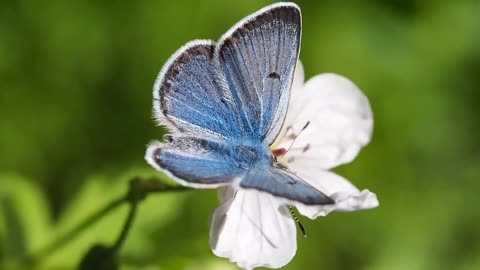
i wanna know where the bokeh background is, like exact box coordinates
[1,0,479,269]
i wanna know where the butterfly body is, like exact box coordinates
[233,143,271,169]
[146,3,334,206]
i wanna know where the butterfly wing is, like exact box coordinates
[241,167,334,205]
[147,135,244,188]
[147,40,246,187]
[215,2,301,144]
[148,4,301,188]
[215,3,331,205]
[148,3,331,204]
[153,40,242,142]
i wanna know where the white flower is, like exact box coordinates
[209,61,379,269]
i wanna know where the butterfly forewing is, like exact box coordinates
[216,3,301,144]
[154,40,241,141]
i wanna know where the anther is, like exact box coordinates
[272,148,287,157]
[302,144,310,153]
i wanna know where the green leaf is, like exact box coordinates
[1,195,27,261]
[0,173,52,264]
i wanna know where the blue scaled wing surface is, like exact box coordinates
[216,2,301,143]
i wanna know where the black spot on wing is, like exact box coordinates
[268,72,281,79]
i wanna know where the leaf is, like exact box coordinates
[0,173,52,264]
[0,195,27,261]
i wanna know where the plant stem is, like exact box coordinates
[112,201,138,252]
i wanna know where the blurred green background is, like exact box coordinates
[1,0,479,269]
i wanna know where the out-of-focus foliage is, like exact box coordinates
[1,0,479,269]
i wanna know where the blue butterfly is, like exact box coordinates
[146,2,333,206]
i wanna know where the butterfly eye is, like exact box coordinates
[163,134,174,143]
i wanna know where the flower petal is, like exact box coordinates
[291,60,305,94]
[292,170,379,219]
[280,73,373,170]
[210,188,297,270]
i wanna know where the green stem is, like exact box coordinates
[112,201,138,252]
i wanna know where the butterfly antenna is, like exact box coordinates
[279,121,310,158]
[288,206,307,238]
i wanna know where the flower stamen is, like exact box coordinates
[302,144,310,153]
[279,121,310,159]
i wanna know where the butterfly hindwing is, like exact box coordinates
[241,167,334,205]
[147,136,243,187]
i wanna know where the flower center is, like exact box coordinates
[270,121,311,163]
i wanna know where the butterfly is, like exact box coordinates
[146,2,334,206]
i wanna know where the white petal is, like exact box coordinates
[291,60,305,94]
[292,170,379,219]
[280,73,373,170]
[210,189,297,269]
